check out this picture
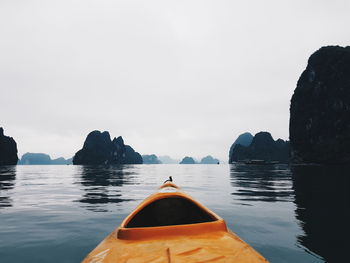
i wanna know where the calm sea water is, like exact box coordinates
[0,164,349,263]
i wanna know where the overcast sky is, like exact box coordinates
[1,0,349,161]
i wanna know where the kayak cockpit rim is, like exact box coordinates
[117,189,228,240]
[116,219,228,240]
[114,192,227,240]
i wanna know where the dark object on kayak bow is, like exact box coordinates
[163,176,173,184]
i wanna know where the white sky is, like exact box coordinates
[1,0,349,161]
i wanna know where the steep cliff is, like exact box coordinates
[0,128,18,165]
[290,46,350,164]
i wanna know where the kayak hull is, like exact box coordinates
[82,183,268,263]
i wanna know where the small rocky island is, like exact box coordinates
[200,155,220,164]
[290,46,350,164]
[73,130,142,165]
[179,156,196,164]
[158,155,179,164]
[229,132,290,163]
[142,154,162,164]
[0,127,18,165]
[18,153,72,165]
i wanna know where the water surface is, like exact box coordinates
[0,164,348,262]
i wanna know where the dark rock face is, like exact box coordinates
[290,46,350,164]
[0,128,18,165]
[74,131,112,165]
[200,155,219,164]
[73,131,142,165]
[179,156,196,164]
[142,154,162,164]
[229,132,290,163]
[19,153,72,165]
[124,145,143,164]
[229,132,253,163]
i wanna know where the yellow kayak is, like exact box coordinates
[82,181,268,263]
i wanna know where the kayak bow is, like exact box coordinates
[82,182,268,263]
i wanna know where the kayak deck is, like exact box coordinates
[82,182,268,263]
[83,229,267,263]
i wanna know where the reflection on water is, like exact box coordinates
[74,165,138,212]
[230,163,350,262]
[0,166,16,208]
[230,164,294,203]
[292,165,350,262]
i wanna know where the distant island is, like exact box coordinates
[178,155,220,164]
[179,156,196,164]
[142,154,162,164]
[0,127,18,165]
[229,132,290,164]
[158,156,179,164]
[18,153,72,165]
[200,156,220,164]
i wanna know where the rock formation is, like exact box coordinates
[51,157,73,165]
[229,132,253,163]
[229,132,290,163]
[18,153,72,165]
[158,155,179,164]
[0,127,18,165]
[179,156,196,164]
[19,153,51,164]
[200,155,220,164]
[73,130,142,165]
[142,154,162,164]
[290,46,350,164]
